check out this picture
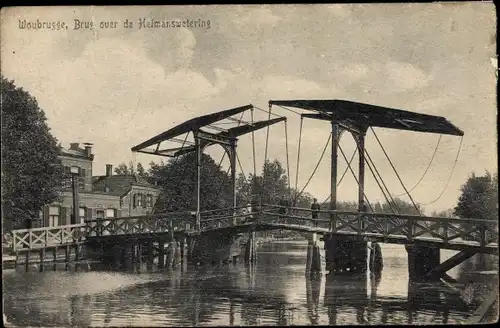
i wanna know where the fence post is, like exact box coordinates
[442,219,448,243]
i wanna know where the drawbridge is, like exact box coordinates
[9,100,497,254]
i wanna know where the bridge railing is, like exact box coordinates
[85,211,193,237]
[10,223,87,252]
[260,204,498,247]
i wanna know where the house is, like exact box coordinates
[38,142,160,228]
[92,165,160,217]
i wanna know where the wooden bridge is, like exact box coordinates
[8,205,498,255]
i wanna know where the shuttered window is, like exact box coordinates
[49,206,60,227]
[146,194,153,207]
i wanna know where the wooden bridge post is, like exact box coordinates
[65,245,71,271]
[39,248,45,272]
[245,231,256,265]
[158,241,165,269]
[173,241,181,268]
[135,243,142,272]
[52,247,58,270]
[306,233,321,276]
[166,240,175,268]
[180,238,187,265]
[25,251,30,272]
[146,239,154,271]
[74,245,80,271]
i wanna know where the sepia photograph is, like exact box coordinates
[1,3,498,326]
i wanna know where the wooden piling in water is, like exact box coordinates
[147,239,154,271]
[75,245,80,262]
[136,243,142,272]
[166,241,175,268]
[158,241,165,269]
[65,245,70,270]
[52,247,57,270]
[173,241,181,268]
[25,251,30,272]
[245,232,256,264]
[306,242,313,274]
[39,249,45,272]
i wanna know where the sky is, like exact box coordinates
[1,4,497,214]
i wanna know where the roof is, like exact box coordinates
[92,175,158,196]
[269,99,464,136]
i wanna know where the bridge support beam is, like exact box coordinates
[424,249,477,282]
[406,245,441,282]
[324,234,369,275]
[306,233,321,276]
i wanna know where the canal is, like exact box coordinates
[3,240,498,326]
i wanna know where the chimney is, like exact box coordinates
[83,143,93,157]
[106,164,113,177]
[69,142,80,150]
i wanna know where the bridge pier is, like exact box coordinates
[245,231,257,264]
[324,234,368,275]
[406,245,440,282]
[306,233,321,276]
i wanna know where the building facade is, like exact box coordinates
[39,143,160,228]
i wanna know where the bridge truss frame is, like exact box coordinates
[131,104,286,230]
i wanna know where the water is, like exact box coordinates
[3,241,498,326]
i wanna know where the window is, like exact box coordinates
[142,194,146,208]
[49,206,60,227]
[146,194,153,207]
[96,210,105,220]
[79,207,86,224]
[61,166,86,189]
[136,193,143,208]
[106,209,116,219]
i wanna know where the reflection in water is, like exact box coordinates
[4,241,497,326]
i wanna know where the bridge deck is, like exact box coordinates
[6,205,498,254]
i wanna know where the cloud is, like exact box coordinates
[385,61,432,92]
[238,7,282,27]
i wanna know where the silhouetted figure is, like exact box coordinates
[311,198,320,219]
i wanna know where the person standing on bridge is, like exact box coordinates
[311,198,320,220]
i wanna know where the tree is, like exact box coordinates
[454,171,498,220]
[148,153,233,213]
[114,161,148,177]
[1,76,63,230]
